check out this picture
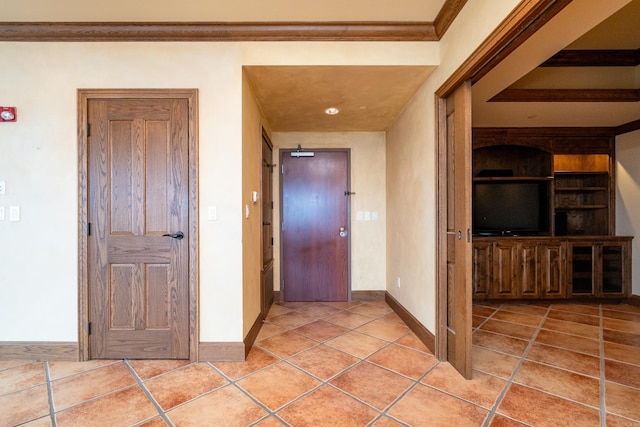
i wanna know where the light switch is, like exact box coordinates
[9,206,19,221]
[356,211,363,221]
[371,211,379,221]
[0,181,5,195]
[0,206,4,221]
[364,211,371,221]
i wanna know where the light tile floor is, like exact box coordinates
[1,300,640,426]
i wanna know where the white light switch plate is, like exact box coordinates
[0,181,5,195]
[9,206,19,221]
[0,206,4,221]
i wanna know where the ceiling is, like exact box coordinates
[246,0,639,132]
[245,66,435,132]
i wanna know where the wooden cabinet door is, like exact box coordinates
[568,243,596,297]
[472,242,492,299]
[519,242,541,298]
[540,243,567,298]
[492,241,519,299]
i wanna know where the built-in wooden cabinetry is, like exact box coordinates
[472,128,632,301]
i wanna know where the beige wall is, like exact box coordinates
[271,132,387,294]
[0,40,437,347]
[616,129,640,295]
[0,42,246,343]
[384,0,522,332]
[242,71,269,337]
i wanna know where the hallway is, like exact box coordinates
[1,300,639,426]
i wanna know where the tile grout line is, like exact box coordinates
[599,304,606,427]
[207,361,291,427]
[481,304,552,427]
[123,359,175,427]
[44,361,58,427]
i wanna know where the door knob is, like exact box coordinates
[162,231,184,240]
[339,227,347,237]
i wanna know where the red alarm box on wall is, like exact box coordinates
[0,107,17,122]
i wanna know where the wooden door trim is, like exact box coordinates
[279,148,352,301]
[77,88,199,361]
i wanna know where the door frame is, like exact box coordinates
[77,89,199,361]
[279,148,352,301]
[434,0,573,361]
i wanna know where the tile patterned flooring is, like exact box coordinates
[1,300,640,426]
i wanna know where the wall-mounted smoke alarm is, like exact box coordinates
[0,107,17,122]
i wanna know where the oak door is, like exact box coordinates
[281,150,350,301]
[261,131,274,315]
[444,81,473,378]
[88,98,190,359]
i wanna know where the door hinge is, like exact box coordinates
[87,223,91,236]
[281,164,284,175]
[86,123,90,137]
[271,201,274,209]
[87,322,91,335]
[271,237,274,245]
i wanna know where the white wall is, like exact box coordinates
[616,129,640,295]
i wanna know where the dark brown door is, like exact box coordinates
[261,131,274,315]
[281,149,349,301]
[88,98,190,359]
[444,81,473,378]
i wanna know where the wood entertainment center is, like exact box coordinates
[472,128,632,301]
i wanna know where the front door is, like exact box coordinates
[281,149,350,301]
[87,97,190,359]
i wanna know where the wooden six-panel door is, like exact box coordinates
[88,98,190,359]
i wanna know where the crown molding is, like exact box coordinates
[0,21,438,42]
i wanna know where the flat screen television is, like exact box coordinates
[473,180,550,236]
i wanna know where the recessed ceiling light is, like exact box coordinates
[325,107,340,115]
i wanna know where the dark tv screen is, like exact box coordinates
[473,181,550,235]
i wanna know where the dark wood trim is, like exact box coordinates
[385,292,435,355]
[541,49,640,67]
[490,89,640,103]
[351,291,386,301]
[629,295,640,307]
[198,342,245,362]
[77,89,199,362]
[243,312,266,358]
[0,21,437,42]
[436,0,572,97]
[274,290,281,302]
[434,0,468,38]
[474,126,617,139]
[616,120,640,136]
[435,95,448,361]
[0,342,79,361]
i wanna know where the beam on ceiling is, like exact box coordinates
[490,88,640,102]
[541,49,640,67]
